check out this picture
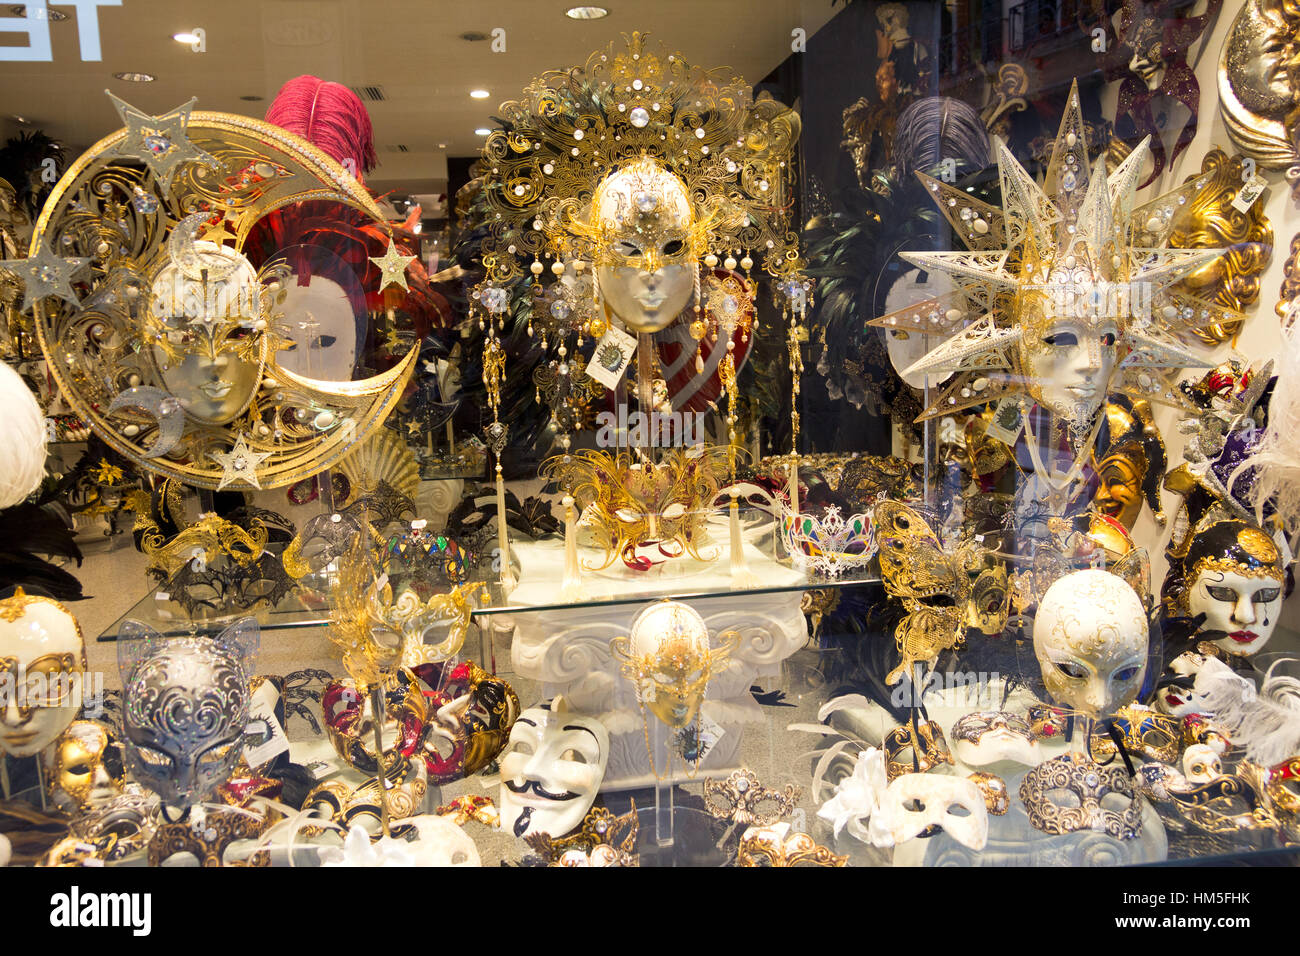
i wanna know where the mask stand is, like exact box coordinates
[650,718,674,848]
[368,684,392,837]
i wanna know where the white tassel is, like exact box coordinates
[1194,656,1300,767]
[0,363,47,509]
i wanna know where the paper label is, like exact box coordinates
[1231,176,1267,214]
[242,681,290,770]
[983,396,1024,444]
[585,325,637,389]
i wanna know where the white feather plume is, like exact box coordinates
[1194,657,1300,768]
[1232,319,1300,538]
[0,363,47,509]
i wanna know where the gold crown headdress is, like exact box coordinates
[476,32,802,286]
[868,80,1229,425]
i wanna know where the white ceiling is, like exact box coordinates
[0,0,836,195]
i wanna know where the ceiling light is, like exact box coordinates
[474,128,492,136]
[11,114,30,125]
[437,143,447,149]
[565,6,609,19]
[113,72,156,83]
[469,89,490,99]
[9,4,68,21]
[239,95,263,102]
[458,30,490,42]
[172,31,201,44]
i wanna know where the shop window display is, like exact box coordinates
[0,0,1295,871]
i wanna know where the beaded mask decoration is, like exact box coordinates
[11,93,416,490]
[867,80,1223,444]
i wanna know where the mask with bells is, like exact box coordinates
[117,618,258,807]
[1033,569,1149,719]
[612,600,740,729]
[42,720,126,816]
[1094,397,1166,530]
[497,697,609,840]
[0,588,88,758]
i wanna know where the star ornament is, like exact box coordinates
[0,246,90,312]
[370,238,417,293]
[209,434,272,490]
[106,91,222,186]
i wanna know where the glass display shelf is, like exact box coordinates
[95,531,882,641]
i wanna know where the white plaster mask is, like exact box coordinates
[498,697,609,839]
[272,247,362,381]
[950,711,1039,767]
[1182,744,1222,785]
[1018,312,1118,427]
[1033,569,1148,718]
[877,773,989,851]
[0,590,86,758]
[883,268,954,389]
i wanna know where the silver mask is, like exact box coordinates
[117,618,258,807]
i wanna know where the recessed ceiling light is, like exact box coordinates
[458,30,490,42]
[172,31,201,44]
[437,143,447,149]
[11,114,30,125]
[113,72,156,83]
[469,89,490,99]
[565,6,609,19]
[239,95,264,101]
[474,128,491,136]
[9,4,68,21]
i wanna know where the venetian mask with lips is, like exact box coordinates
[498,697,608,839]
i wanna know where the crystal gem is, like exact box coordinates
[634,191,658,212]
[629,107,650,128]
[143,134,172,156]
[736,778,749,792]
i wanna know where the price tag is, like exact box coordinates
[585,325,637,390]
[242,680,290,770]
[1231,176,1267,214]
[983,397,1023,444]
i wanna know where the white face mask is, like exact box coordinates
[1182,744,1222,785]
[878,773,989,851]
[1187,568,1284,657]
[1033,569,1148,718]
[1020,318,1118,425]
[498,697,608,839]
[273,274,360,381]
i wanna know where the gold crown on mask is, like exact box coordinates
[868,79,1229,423]
[474,32,803,285]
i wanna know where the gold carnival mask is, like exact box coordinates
[1167,149,1274,343]
[42,720,127,816]
[612,600,740,729]
[15,94,416,491]
[542,446,728,571]
[1218,0,1300,186]
[874,501,1009,685]
[1094,397,1167,530]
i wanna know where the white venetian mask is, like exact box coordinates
[0,589,87,758]
[1182,744,1223,785]
[498,697,609,839]
[1033,569,1148,718]
[877,773,989,851]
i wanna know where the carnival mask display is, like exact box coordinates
[22,93,416,491]
[0,588,88,758]
[611,600,740,729]
[117,618,258,807]
[1033,569,1148,718]
[950,711,1040,767]
[41,721,126,816]
[1163,518,1287,657]
[497,697,609,839]
[409,660,519,784]
[1019,752,1143,840]
[877,773,989,851]
[873,80,1222,443]
[1218,0,1300,179]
